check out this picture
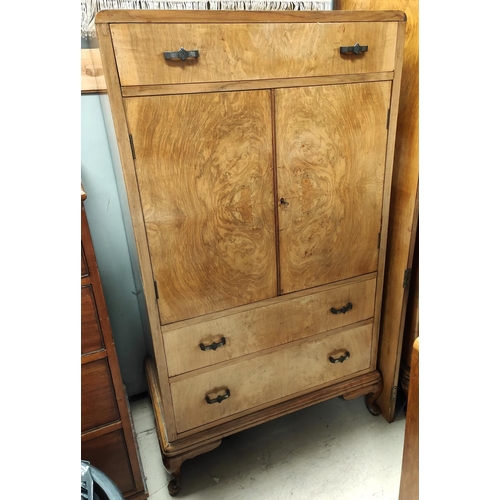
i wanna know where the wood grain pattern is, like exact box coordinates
[125,91,277,324]
[81,48,106,93]
[149,355,380,445]
[121,72,395,98]
[96,10,406,24]
[96,13,406,483]
[367,19,406,374]
[81,244,89,277]
[339,0,419,422]
[399,337,419,500]
[81,198,148,499]
[111,22,398,87]
[276,82,391,293]
[81,285,104,354]
[170,323,372,432]
[81,429,137,497]
[164,276,376,376]
[81,358,120,432]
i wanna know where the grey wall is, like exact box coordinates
[81,94,150,397]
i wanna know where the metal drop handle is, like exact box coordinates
[329,351,351,364]
[340,43,368,55]
[205,389,231,404]
[199,337,226,352]
[330,302,353,315]
[164,47,199,61]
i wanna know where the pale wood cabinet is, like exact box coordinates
[96,10,406,496]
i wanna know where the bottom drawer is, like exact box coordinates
[170,322,373,433]
[81,428,136,496]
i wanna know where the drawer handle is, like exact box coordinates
[205,389,231,404]
[330,302,353,314]
[199,337,226,352]
[329,351,351,364]
[164,47,199,61]
[340,43,368,55]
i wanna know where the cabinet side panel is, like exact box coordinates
[96,22,178,441]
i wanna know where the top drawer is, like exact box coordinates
[110,22,398,86]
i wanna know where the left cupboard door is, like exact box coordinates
[124,90,277,325]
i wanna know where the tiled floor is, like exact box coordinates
[130,394,406,500]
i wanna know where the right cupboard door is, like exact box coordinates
[276,82,392,294]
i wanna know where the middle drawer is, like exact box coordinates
[163,276,376,376]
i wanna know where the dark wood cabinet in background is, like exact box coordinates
[81,187,148,500]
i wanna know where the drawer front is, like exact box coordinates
[110,22,398,86]
[81,429,136,496]
[81,358,120,432]
[164,277,376,376]
[170,322,372,433]
[81,285,104,354]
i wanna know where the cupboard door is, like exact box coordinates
[276,82,392,294]
[125,91,276,325]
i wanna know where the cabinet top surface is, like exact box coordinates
[95,9,406,24]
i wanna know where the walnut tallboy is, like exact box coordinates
[96,10,406,495]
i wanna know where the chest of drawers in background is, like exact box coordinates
[81,187,148,500]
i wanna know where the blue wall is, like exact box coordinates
[81,94,149,397]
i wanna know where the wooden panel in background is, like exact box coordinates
[82,428,136,495]
[81,285,104,354]
[398,337,419,500]
[81,244,89,277]
[81,48,107,93]
[400,224,419,397]
[81,194,148,499]
[81,358,120,432]
[338,0,419,422]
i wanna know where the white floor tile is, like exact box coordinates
[130,396,156,435]
[131,394,406,500]
[135,427,170,497]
